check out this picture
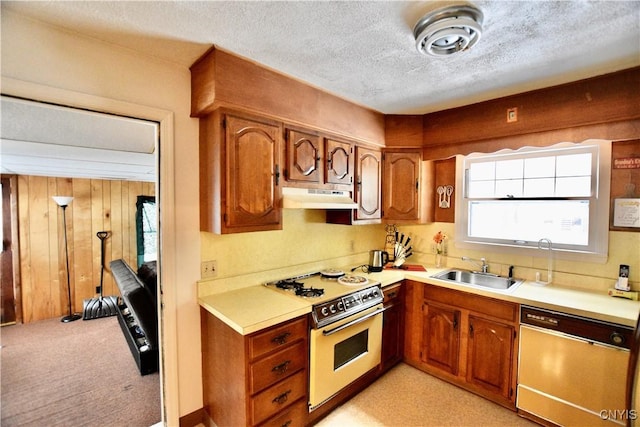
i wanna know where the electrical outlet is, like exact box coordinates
[201,260,218,279]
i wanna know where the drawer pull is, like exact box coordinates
[387,291,397,299]
[271,360,291,375]
[271,332,291,345]
[272,389,291,405]
[281,421,292,427]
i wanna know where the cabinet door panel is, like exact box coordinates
[286,129,321,183]
[467,315,513,399]
[226,114,281,229]
[356,147,382,220]
[326,139,353,186]
[422,302,460,375]
[383,150,421,220]
[382,302,403,369]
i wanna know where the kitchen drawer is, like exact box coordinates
[383,283,403,305]
[250,340,306,394]
[258,398,308,427]
[424,285,517,323]
[251,371,307,425]
[249,316,308,360]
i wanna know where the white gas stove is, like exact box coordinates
[264,269,383,328]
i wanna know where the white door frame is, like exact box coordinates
[0,77,179,425]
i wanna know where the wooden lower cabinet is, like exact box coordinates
[201,309,309,426]
[404,281,519,409]
[466,315,514,400]
[380,282,404,373]
[422,301,460,376]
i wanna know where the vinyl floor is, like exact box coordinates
[315,363,537,426]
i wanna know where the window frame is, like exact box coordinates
[136,195,157,267]
[454,140,611,263]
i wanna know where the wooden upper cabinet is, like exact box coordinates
[284,129,355,191]
[200,110,282,234]
[433,157,457,223]
[225,114,282,231]
[325,144,382,225]
[382,150,423,221]
[355,146,382,221]
[325,138,354,187]
[285,128,322,184]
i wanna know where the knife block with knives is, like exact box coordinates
[393,231,413,267]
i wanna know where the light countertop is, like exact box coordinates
[199,265,640,335]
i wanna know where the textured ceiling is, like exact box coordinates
[3,1,640,114]
[0,96,157,181]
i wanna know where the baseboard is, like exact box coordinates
[179,408,205,427]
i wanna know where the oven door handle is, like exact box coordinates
[322,307,387,336]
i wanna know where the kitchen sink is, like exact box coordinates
[431,269,523,291]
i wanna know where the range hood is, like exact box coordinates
[282,187,358,209]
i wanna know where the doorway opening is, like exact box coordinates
[1,95,169,421]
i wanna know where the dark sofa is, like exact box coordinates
[110,258,158,375]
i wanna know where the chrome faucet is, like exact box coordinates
[537,238,553,284]
[462,256,489,274]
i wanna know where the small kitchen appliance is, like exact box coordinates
[368,250,389,272]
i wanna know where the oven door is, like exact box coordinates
[309,304,384,410]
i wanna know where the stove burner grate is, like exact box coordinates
[267,274,325,298]
[295,287,324,298]
[275,280,304,291]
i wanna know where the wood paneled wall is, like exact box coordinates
[17,175,155,323]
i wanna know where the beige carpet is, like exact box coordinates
[1,316,161,427]
[315,363,536,426]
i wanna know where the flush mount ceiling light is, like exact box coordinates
[414,4,483,56]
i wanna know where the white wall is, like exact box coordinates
[1,11,202,423]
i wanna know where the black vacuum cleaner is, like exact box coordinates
[83,231,118,320]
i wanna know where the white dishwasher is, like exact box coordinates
[518,305,634,426]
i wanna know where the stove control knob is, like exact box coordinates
[329,304,337,314]
[321,307,329,316]
[337,301,344,311]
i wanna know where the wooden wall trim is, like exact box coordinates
[191,49,638,162]
[423,119,640,160]
[422,67,640,147]
[17,176,155,323]
[385,115,423,148]
[190,47,386,146]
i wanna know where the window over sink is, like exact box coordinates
[455,140,611,263]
